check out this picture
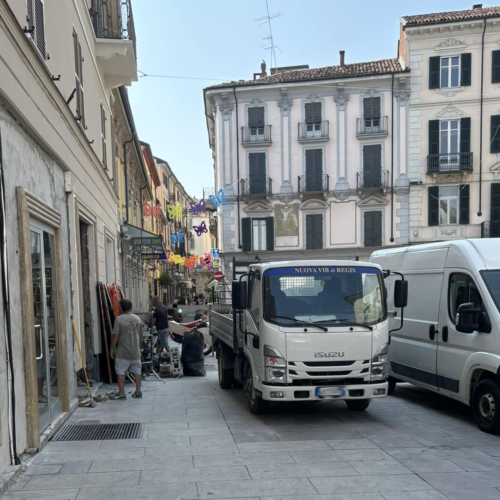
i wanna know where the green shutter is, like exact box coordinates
[460,117,471,170]
[429,57,440,89]
[265,217,274,251]
[461,53,471,86]
[491,184,500,223]
[429,120,440,155]
[313,214,323,249]
[306,214,314,249]
[242,218,251,251]
[305,103,313,124]
[313,102,322,123]
[248,107,257,128]
[364,212,382,247]
[491,115,500,153]
[493,50,500,84]
[459,184,470,225]
[428,186,440,226]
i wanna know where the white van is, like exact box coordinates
[371,239,500,433]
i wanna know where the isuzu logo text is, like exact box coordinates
[314,352,345,358]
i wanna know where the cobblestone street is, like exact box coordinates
[4,371,500,500]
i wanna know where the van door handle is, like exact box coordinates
[442,326,448,342]
[429,324,437,340]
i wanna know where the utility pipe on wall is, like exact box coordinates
[390,74,395,243]
[478,18,487,217]
[233,87,242,249]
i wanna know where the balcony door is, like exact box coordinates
[305,149,323,191]
[305,102,322,137]
[249,152,266,194]
[248,107,265,141]
[30,223,62,432]
[363,145,382,188]
[440,120,460,169]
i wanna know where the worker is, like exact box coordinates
[152,296,169,355]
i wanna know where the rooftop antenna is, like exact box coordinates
[254,0,283,69]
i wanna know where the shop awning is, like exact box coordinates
[125,223,167,260]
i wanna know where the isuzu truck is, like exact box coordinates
[210,260,408,414]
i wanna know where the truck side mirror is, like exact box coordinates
[456,302,482,334]
[232,280,247,310]
[394,280,408,308]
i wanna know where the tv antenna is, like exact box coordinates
[254,0,283,70]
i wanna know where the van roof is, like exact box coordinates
[250,259,381,270]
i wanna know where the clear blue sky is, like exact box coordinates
[128,0,493,199]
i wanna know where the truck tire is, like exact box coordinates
[245,366,268,414]
[472,378,500,434]
[218,347,234,389]
[388,377,398,395]
[345,399,371,411]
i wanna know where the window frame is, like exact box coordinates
[252,218,267,251]
[439,119,460,155]
[304,101,323,135]
[440,56,461,89]
[248,273,262,329]
[247,106,266,137]
[363,96,382,131]
[305,212,324,250]
[439,186,460,226]
[448,272,484,325]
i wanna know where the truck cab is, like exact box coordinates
[211,260,407,414]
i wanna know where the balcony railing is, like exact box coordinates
[481,221,500,238]
[356,117,389,137]
[241,177,272,196]
[357,170,390,189]
[298,174,329,193]
[241,125,272,146]
[298,121,329,142]
[92,0,135,44]
[427,152,473,174]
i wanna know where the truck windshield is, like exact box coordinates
[263,266,386,327]
[481,270,500,313]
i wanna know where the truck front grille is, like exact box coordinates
[292,378,365,386]
[302,361,354,367]
[306,371,351,377]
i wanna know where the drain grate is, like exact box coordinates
[52,423,144,441]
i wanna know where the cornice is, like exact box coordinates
[407,26,500,42]
[0,0,118,202]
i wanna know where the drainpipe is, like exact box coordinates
[123,138,134,223]
[233,87,242,249]
[478,18,487,217]
[140,186,147,229]
[390,74,395,243]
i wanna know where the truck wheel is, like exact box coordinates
[218,348,234,389]
[203,344,213,356]
[345,399,371,411]
[388,377,398,395]
[245,366,268,414]
[472,379,500,434]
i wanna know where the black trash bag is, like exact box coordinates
[181,331,206,377]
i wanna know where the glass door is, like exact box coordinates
[30,225,61,432]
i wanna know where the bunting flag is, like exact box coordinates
[166,204,183,219]
[144,202,161,218]
[193,221,207,237]
[208,189,226,208]
[170,231,184,244]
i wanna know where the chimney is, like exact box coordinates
[473,4,483,9]
[261,60,267,76]
[339,50,345,67]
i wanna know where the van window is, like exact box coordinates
[449,273,484,323]
[248,275,261,328]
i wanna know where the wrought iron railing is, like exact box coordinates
[298,174,329,193]
[427,152,473,173]
[481,221,500,238]
[356,116,389,136]
[298,121,329,141]
[241,177,272,195]
[357,170,390,189]
[241,125,272,145]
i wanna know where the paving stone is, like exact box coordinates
[23,471,140,490]
[474,446,500,457]
[381,491,448,500]
[190,434,235,445]
[100,436,190,448]
[141,465,250,484]
[363,436,424,449]
[275,431,362,441]
[385,447,490,461]
[8,477,30,491]
[290,449,395,463]
[348,460,411,476]
[449,456,500,471]
[438,489,500,499]
[194,452,295,467]
[399,459,465,473]
[36,447,145,463]
[262,495,386,500]
[90,456,194,472]
[2,490,80,499]
[237,440,330,453]
[145,427,231,437]
[326,439,378,450]
[144,442,239,457]
[75,483,198,500]
[247,461,358,479]
[59,461,92,474]
[24,465,62,475]
[197,478,317,499]
[419,471,500,491]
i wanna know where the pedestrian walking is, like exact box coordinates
[152,296,169,355]
[110,299,144,400]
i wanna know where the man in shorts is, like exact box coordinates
[152,296,169,355]
[110,299,143,400]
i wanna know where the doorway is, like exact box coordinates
[30,224,62,432]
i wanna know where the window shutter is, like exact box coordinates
[313,214,323,249]
[313,102,322,123]
[363,98,373,120]
[429,56,440,89]
[429,120,440,155]
[242,218,251,252]
[364,212,372,246]
[428,186,440,226]
[372,97,381,119]
[256,107,265,128]
[461,53,471,86]
[491,115,500,153]
[492,50,500,84]
[306,214,314,249]
[101,103,107,168]
[372,212,382,247]
[33,0,46,58]
[248,107,257,128]
[305,103,313,124]
[491,184,500,222]
[314,149,323,176]
[459,184,470,225]
[460,117,471,153]
[265,217,274,251]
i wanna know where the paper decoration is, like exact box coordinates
[193,221,208,237]
[167,204,183,219]
[208,189,226,208]
[144,202,161,218]
[170,231,184,244]
[189,199,206,215]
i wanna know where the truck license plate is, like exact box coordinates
[316,387,345,397]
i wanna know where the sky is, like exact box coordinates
[128,0,494,199]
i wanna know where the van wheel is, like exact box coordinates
[472,379,500,434]
[245,366,268,414]
[218,348,234,389]
[388,377,398,395]
[345,399,371,411]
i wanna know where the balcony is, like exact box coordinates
[240,177,272,200]
[298,121,329,143]
[427,152,473,174]
[357,170,389,193]
[92,0,138,88]
[356,117,389,138]
[481,221,500,238]
[298,174,329,199]
[241,126,272,147]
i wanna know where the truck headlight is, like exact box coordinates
[371,343,388,381]
[265,345,286,384]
